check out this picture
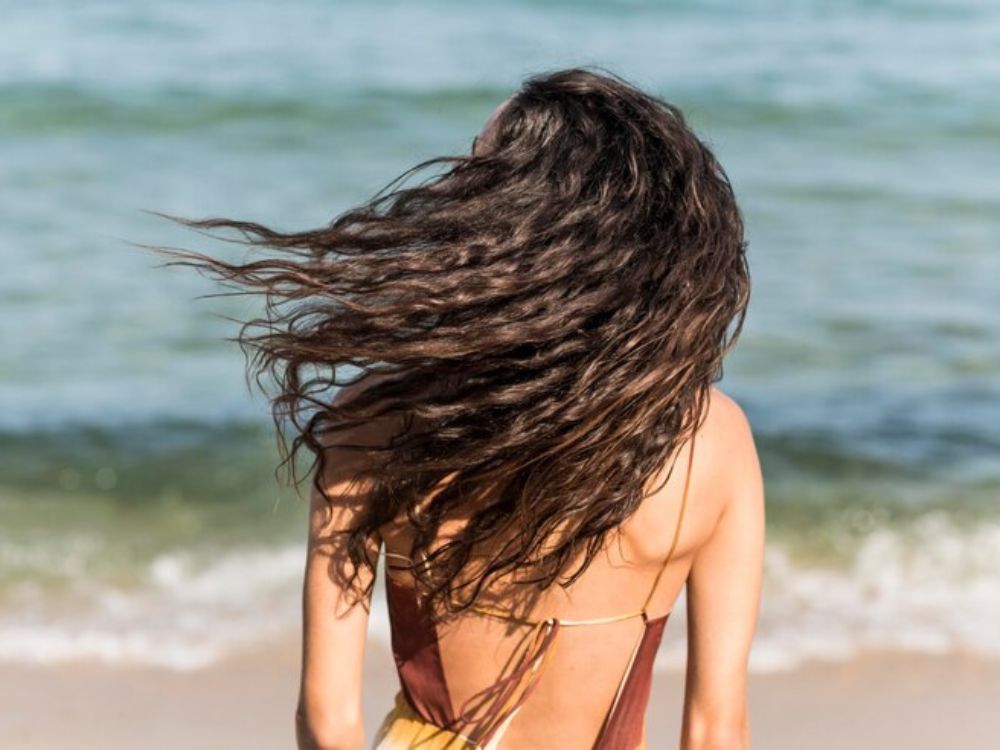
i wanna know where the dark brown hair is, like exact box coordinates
[155,67,749,618]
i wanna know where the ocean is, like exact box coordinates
[1,0,998,672]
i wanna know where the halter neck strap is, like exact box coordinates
[641,432,695,613]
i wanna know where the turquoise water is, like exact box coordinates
[2,0,999,670]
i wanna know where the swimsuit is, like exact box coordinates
[373,444,691,750]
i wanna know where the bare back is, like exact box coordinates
[372,387,757,749]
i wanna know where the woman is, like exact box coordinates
[164,68,763,749]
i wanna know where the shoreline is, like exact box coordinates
[2,637,999,749]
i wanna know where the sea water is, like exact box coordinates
[1,0,998,671]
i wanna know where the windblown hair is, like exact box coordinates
[158,67,749,619]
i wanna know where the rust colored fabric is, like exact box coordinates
[385,575,455,729]
[593,612,669,748]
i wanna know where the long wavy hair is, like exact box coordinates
[155,67,750,619]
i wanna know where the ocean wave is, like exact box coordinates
[2,513,999,672]
[0,545,304,670]
[663,512,1000,673]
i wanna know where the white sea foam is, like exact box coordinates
[657,512,1000,673]
[0,545,306,670]
[2,513,999,672]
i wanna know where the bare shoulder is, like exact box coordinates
[695,386,764,528]
[701,386,755,444]
[628,386,759,562]
[697,386,758,472]
[664,386,760,547]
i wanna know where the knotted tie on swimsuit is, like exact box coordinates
[373,441,693,750]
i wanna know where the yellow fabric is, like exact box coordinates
[373,692,478,749]
[372,690,649,750]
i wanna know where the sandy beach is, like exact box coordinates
[3,636,998,750]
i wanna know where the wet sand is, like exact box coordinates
[2,637,998,749]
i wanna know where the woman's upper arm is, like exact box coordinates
[297,378,396,750]
[297,478,379,750]
[682,391,765,750]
